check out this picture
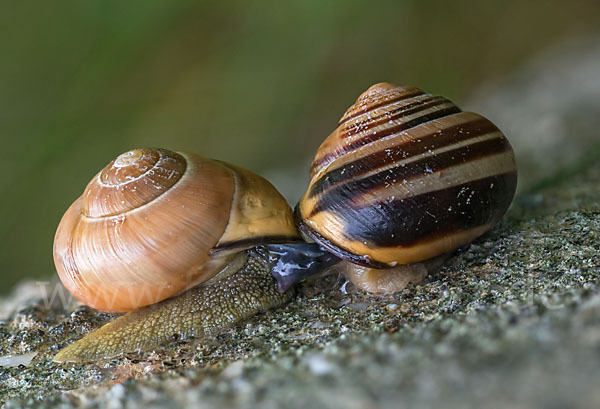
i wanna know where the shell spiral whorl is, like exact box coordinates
[297,82,518,268]
[83,148,187,217]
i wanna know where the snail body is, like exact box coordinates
[54,249,292,362]
[296,83,517,292]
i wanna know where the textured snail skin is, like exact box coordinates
[53,148,298,312]
[297,83,517,292]
[54,250,292,363]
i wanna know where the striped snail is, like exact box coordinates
[296,83,518,293]
[53,83,517,363]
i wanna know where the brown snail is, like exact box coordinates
[53,148,304,361]
[53,83,517,363]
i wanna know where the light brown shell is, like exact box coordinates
[296,83,517,268]
[54,148,298,312]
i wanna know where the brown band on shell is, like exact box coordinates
[340,95,452,139]
[337,84,424,126]
[307,116,499,199]
[308,132,512,212]
[311,105,461,174]
[333,172,517,247]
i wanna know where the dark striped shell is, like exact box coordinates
[296,83,517,268]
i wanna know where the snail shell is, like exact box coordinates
[53,148,298,312]
[297,83,517,280]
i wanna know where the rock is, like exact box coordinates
[1,34,599,409]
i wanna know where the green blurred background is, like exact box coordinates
[1,0,599,293]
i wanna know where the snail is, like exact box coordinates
[52,148,313,362]
[53,83,517,363]
[295,82,518,293]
